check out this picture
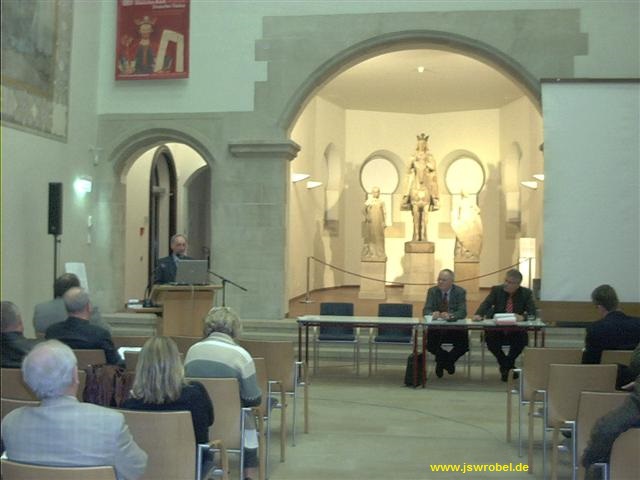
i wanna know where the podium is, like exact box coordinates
[150,284,222,336]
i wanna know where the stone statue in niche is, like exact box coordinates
[451,190,483,261]
[361,186,387,260]
[403,133,439,242]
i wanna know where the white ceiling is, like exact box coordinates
[317,49,529,115]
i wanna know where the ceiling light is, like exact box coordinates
[74,176,93,195]
[533,174,545,181]
[417,66,425,73]
[291,173,310,183]
[520,181,538,190]
[306,181,323,190]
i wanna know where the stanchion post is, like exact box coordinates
[299,256,314,304]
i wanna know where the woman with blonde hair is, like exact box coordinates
[122,336,213,444]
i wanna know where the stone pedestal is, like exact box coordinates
[359,258,387,300]
[402,241,435,301]
[455,259,480,300]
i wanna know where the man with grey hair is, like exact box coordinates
[154,233,193,284]
[185,306,261,480]
[1,340,147,479]
[33,272,110,334]
[45,287,120,365]
[1,301,40,368]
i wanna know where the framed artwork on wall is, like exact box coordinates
[116,0,190,80]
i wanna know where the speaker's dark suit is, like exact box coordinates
[423,284,468,368]
[475,285,537,370]
[154,254,193,284]
[582,311,640,364]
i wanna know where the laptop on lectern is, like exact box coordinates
[173,259,209,285]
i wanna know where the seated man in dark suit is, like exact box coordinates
[423,269,468,377]
[474,269,537,381]
[154,233,193,284]
[1,301,40,368]
[33,273,109,334]
[582,284,640,364]
[45,287,120,365]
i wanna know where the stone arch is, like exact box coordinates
[280,29,541,133]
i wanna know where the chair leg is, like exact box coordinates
[280,390,287,458]
[303,364,309,434]
[481,333,486,381]
[568,421,577,480]
[506,376,513,442]
[528,397,536,474]
[551,427,560,480]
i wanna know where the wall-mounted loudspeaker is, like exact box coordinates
[48,182,63,235]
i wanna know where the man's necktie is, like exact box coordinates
[441,292,449,312]
[506,294,514,313]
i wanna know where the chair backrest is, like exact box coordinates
[253,357,269,415]
[576,391,629,480]
[170,335,202,354]
[73,349,107,368]
[1,367,37,400]
[238,339,297,392]
[111,336,150,349]
[0,458,116,480]
[520,348,583,400]
[376,303,414,339]
[609,428,640,480]
[124,351,140,372]
[186,377,243,450]
[1,397,40,422]
[319,302,354,337]
[600,349,634,366]
[118,409,196,480]
[1,367,85,401]
[546,364,618,428]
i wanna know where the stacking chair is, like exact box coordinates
[314,302,359,374]
[1,367,86,401]
[1,397,40,421]
[0,459,116,480]
[609,428,640,480]
[503,347,582,462]
[124,351,140,372]
[369,303,413,375]
[576,391,629,480]
[187,377,264,480]
[600,349,634,366]
[252,358,273,478]
[73,349,107,368]
[239,339,310,453]
[119,409,227,480]
[539,364,617,480]
[111,335,150,349]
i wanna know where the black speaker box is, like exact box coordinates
[48,182,63,235]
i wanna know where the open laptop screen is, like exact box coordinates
[173,259,208,285]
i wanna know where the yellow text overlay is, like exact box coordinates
[429,463,529,474]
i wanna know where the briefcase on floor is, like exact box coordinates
[404,352,424,387]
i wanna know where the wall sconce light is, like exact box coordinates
[291,173,310,183]
[520,181,538,190]
[533,174,545,181]
[306,180,323,190]
[74,175,93,195]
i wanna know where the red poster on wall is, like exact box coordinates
[116,0,190,80]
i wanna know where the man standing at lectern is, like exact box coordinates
[154,233,193,284]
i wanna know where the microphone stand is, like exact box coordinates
[208,270,247,307]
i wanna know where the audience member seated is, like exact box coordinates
[473,269,537,381]
[1,340,147,479]
[33,272,110,334]
[122,336,214,445]
[1,301,40,368]
[45,287,120,365]
[185,306,261,480]
[423,269,468,377]
[582,284,640,365]
[581,376,640,479]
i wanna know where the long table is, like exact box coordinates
[296,315,547,386]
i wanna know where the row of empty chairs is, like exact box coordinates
[505,347,637,480]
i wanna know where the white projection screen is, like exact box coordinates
[541,80,640,303]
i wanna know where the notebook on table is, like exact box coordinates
[173,259,209,285]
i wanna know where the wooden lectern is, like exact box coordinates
[150,285,222,336]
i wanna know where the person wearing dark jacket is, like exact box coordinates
[1,301,40,368]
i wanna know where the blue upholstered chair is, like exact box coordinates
[313,302,359,375]
[369,303,413,375]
